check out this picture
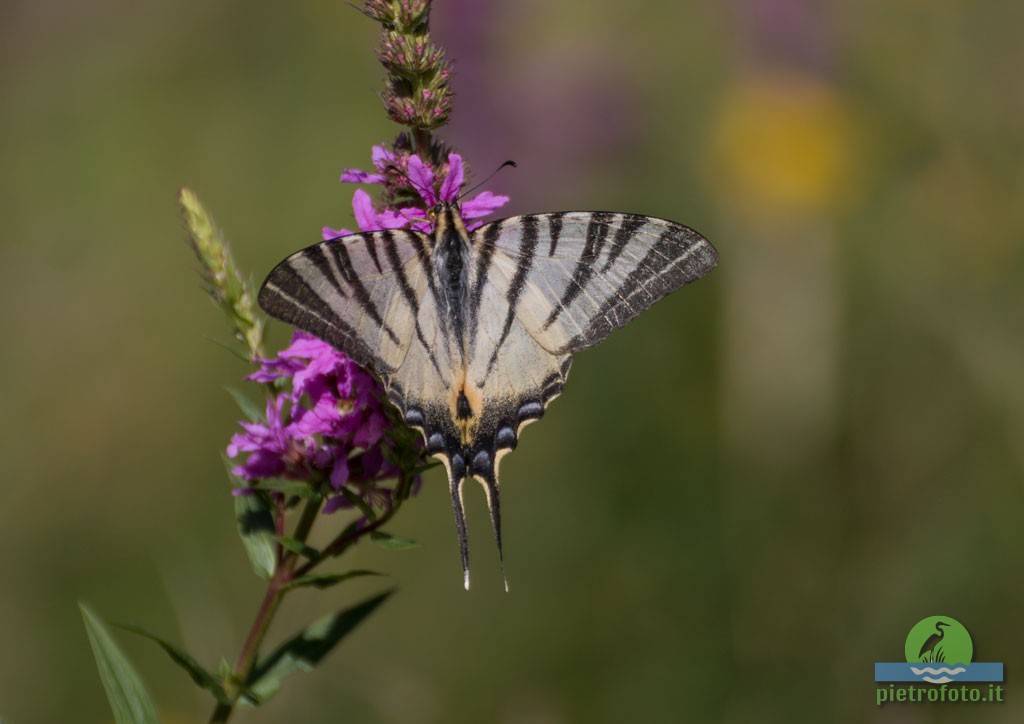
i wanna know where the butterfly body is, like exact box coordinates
[259,203,717,587]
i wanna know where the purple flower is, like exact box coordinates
[339,144,393,184]
[327,147,510,234]
[351,189,409,232]
[228,331,419,515]
[227,396,303,480]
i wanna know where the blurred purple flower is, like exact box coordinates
[228,330,418,514]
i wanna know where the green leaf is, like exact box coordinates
[242,591,393,705]
[256,478,321,501]
[407,461,439,477]
[203,335,250,362]
[323,518,363,559]
[234,491,277,579]
[371,531,420,550]
[117,624,229,705]
[276,536,321,562]
[281,570,382,592]
[226,387,264,421]
[379,443,400,466]
[218,658,233,680]
[339,487,375,521]
[79,603,160,724]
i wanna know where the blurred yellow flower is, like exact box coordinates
[708,71,855,215]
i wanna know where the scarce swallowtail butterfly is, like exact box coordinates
[259,203,717,589]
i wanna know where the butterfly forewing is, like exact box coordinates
[479,212,718,355]
[258,229,431,374]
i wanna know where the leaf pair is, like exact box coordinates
[81,591,391,721]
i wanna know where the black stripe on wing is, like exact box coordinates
[541,211,614,330]
[477,211,717,356]
[468,220,503,349]
[600,213,647,273]
[484,215,541,376]
[258,228,433,375]
[259,263,384,372]
[380,231,446,379]
[319,243,400,346]
[546,212,565,256]
[559,222,717,353]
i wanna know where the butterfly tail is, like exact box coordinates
[445,452,472,590]
[472,451,509,592]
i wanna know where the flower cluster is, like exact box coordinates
[227,331,416,514]
[323,145,509,239]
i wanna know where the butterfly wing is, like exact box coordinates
[459,219,575,449]
[453,212,715,585]
[451,224,573,587]
[462,211,717,451]
[485,211,719,355]
[258,230,429,375]
[260,227,463,416]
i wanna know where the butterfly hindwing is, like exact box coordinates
[456,236,575,587]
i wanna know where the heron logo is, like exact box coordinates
[875,615,1004,706]
[904,616,974,678]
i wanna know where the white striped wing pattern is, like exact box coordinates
[259,205,717,587]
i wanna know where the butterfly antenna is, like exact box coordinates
[476,464,509,592]
[446,455,472,589]
[459,160,517,202]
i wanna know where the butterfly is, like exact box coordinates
[258,203,717,588]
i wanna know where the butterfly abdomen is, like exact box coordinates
[433,205,473,354]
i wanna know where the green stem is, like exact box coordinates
[412,127,432,158]
[209,497,322,722]
[293,471,413,579]
[230,579,287,688]
[208,702,233,723]
[290,495,322,548]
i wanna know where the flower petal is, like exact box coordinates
[375,208,412,229]
[406,155,436,205]
[340,169,385,184]
[371,144,395,171]
[351,189,412,231]
[322,226,353,240]
[397,206,428,221]
[322,496,351,514]
[461,190,510,219]
[352,189,378,231]
[439,153,464,202]
[330,456,350,489]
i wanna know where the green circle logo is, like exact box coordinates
[904,616,973,665]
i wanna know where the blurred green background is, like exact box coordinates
[2,0,1023,722]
